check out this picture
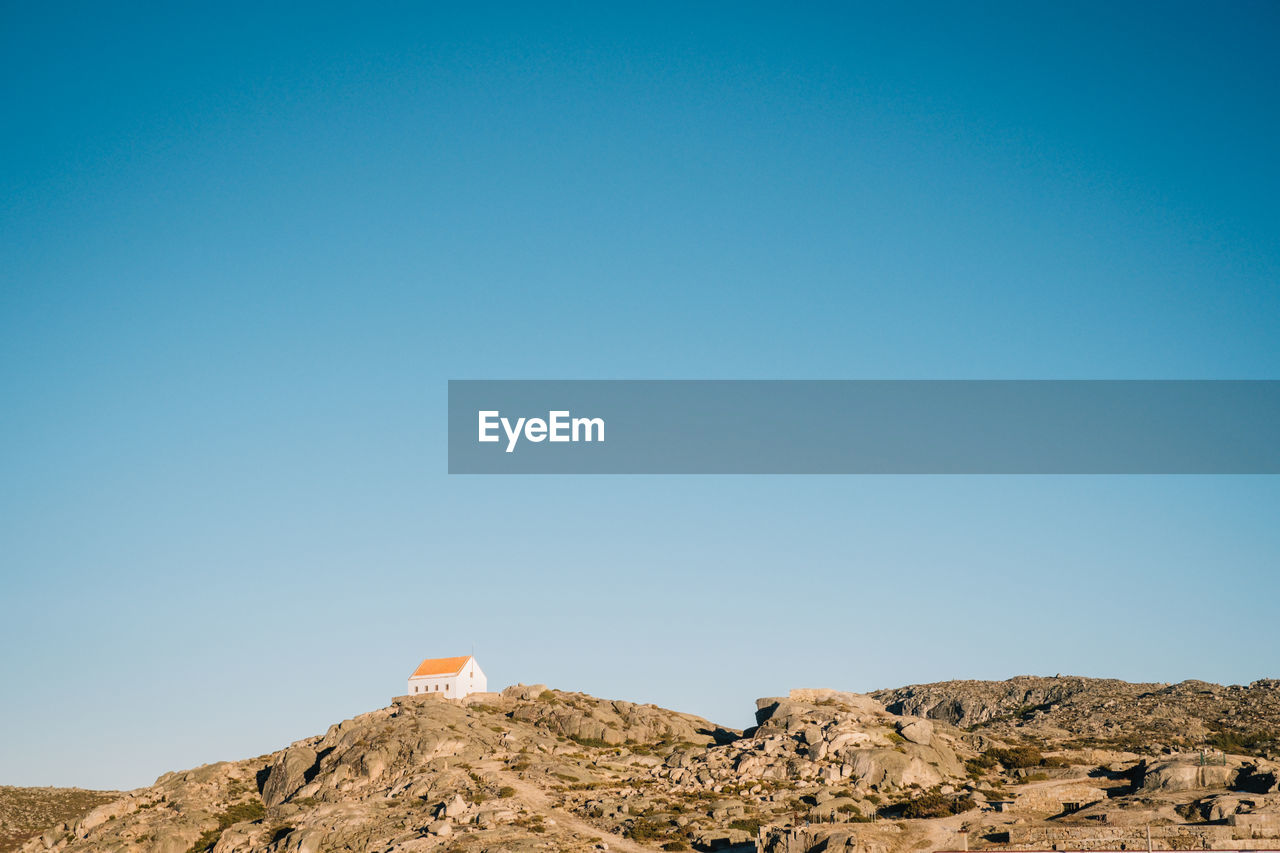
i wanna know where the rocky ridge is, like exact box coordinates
[0,788,118,853]
[10,675,1280,853]
[873,676,1280,754]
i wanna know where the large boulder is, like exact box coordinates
[78,798,136,832]
[502,684,548,701]
[277,828,324,853]
[849,748,946,789]
[787,689,886,719]
[263,745,319,806]
[1235,761,1280,794]
[897,719,934,746]
[1199,794,1247,821]
[1138,759,1237,793]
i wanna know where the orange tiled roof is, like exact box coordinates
[410,655,471,678]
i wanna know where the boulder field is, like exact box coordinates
[11,676,1280,853]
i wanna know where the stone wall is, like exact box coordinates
[760,822,1280,853]
[1003,824,1265,850]
[1230,812,1280,838]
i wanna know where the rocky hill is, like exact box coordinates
[873,676,1280,754]
[0,787,117,853]
[10,676,1280,853]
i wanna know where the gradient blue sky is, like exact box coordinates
[2,2,1279,790]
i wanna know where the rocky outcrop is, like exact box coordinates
[500,683,547,701]
[262,745,318,806]
[507,690,723,747]
[1237,761,1280,793]
[15,688,735,853]
[13,677,1280,853]
[0,787,119,853]
[874,676,1143,728]
[897,719,934,746]
[873,676,1280,754]
[1137,758,1240,793]
[656,689,964,792]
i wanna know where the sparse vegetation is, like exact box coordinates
[985,745,1044,768]
[838,803,873,822]
[898,792,977,819]
[514,814,546,833]
[0,787,120,853]
[185,800,265,853]
[624,816,670,842]
[966,753,997,778]
[24,675,1280,853]
[1205,727,1278,756]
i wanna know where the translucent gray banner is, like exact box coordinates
[447,380,1280,474]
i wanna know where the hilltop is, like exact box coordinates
[873,676,1280,752]
[7,676,1280,853]
[0,787,117,853]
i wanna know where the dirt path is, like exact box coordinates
[477,761,658,853]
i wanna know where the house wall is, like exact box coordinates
[463,659,487,696]
[406,674,459,697]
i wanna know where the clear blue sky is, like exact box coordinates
[2,2,1278,789]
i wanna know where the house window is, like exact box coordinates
[414,686,418,693]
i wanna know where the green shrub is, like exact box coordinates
[986,746,1043,769]
[515,815,546,833]
[1206,729,1278,756]
[625,817,669,842]
[498,786,516,798]
[900,793,977,819]
[837,803,872,822]
[185,800,266,853]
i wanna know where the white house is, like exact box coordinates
[406,655,486,699]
